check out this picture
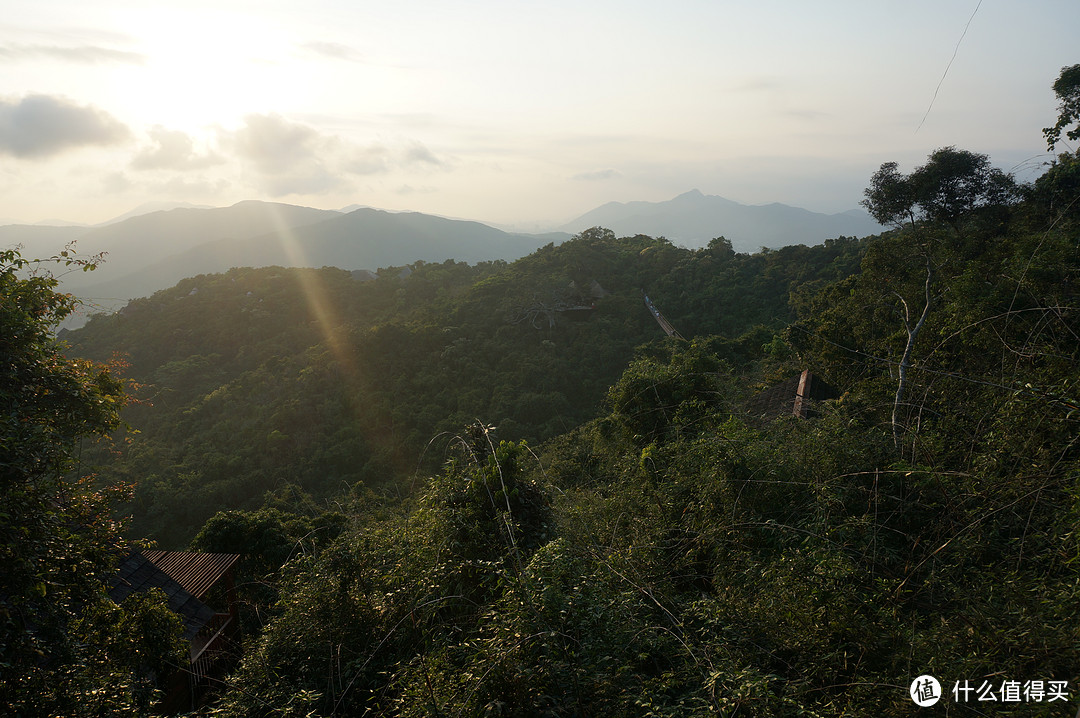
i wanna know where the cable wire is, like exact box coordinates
[916,0,983,134]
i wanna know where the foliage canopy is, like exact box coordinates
[1044,63,1080,151]
[1,247,186,715]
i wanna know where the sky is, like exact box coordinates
[1,0,1078,229]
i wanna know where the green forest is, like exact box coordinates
[3,67,1080,716]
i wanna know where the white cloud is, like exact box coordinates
[101,171,132,194]
[221,113,448,197]
[150,175,232,197]
[229,113,329,174]
[0,94,130,159]
[130,126,224,171]
[224,113,342,196]
[396,184,437,195]
[343,144,390,175]
[403,141,443,168]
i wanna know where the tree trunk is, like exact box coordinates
[892,257,933,449]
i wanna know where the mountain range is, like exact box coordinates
[72,207,566,311]
[560,189,882,252]
[2,192,881,325]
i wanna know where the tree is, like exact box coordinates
[0,247,181,714]
[861,147,1017,232]
[605,339,734,445]
[861,161,916,229]
[889,255,932,449]
[191,503,347,636]
[1033,65,1080,227]
[906,147,1017,228]
[1028,149,1080,223]
[1043,63,1080,152]
[860,148,1020,447]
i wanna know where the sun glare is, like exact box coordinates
[119,9,307,131]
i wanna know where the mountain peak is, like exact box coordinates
[674,189,705,201]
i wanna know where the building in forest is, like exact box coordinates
[110,549,241,711]
[745,369,839,420]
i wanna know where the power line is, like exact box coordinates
[915,0,984,135]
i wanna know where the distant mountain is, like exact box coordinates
[2,201,341,275]
[64,206,569,322]
[336,203,379,214]
[57,201,343,294]
[561,190,882,252]
[0,202,341,325]
[229,207,567,269]
[3,192,881,326]
[97,201,217,226]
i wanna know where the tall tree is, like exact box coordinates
[862,146,1017,233]
[859,148,1019,448]
[1043,63,1080,152]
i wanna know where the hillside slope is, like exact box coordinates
[68,229,866,546]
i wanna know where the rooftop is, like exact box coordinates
[109,550,239,640]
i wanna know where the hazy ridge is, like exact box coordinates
[3,193,878,324]
[561,189,882,251]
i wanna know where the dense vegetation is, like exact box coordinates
[67,230,864,547]
[1,248,188,715]
[4,65,1079,716]
[198,172,1078,716]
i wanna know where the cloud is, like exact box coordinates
[396,184,437,195]
[130,126,224,171]
[572,169,622,181]
[0,94,130,159]
[151,176,231,196]
[403,141,443,167]
[344,144,390,175]
[0,44,146,65]
[297,41,364,62]
[222,113,449,196]
[225,113,343,195]
[230,113,330,173]
[783,108,830,121]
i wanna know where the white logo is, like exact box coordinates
[911,675,942,707]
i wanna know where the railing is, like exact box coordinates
[189,613,237,684]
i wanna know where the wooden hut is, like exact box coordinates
[745,369,839,420]
[110,549,241,711]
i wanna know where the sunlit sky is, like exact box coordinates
[2,1,1077,228]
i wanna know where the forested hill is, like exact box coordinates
[11,66,1080,715]
[68,229,866,546]
[206,147,1077,716]
[20,139,1080,715]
